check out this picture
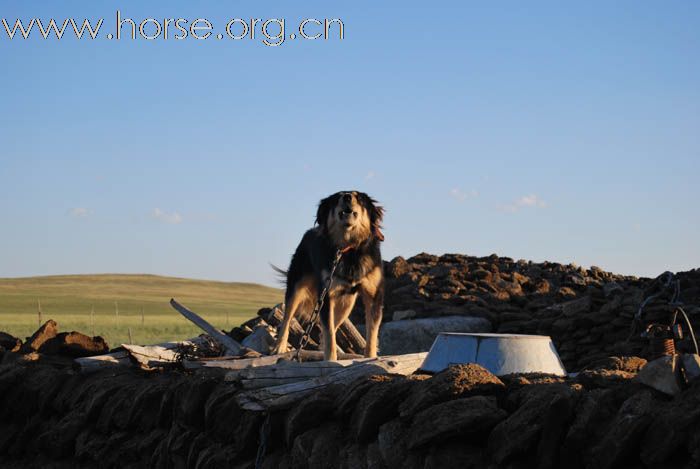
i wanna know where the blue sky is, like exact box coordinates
[0,1,698,285]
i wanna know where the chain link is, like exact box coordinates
[254,411,272,469]
[294,249,344,362]
[254,249,344,468]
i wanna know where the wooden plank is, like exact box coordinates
[74,350,130,372]
[185,350,363,371]
[235,352,427,411]
[121,342,201,370]
[226,357,364,382]
[170,298,242,355]
[74,336,208,373]
[230,358,376,389]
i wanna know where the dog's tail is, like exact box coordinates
[269,263,288,286]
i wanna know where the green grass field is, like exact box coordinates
[0,274,283,348]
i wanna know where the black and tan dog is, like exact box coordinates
[272,191,385,360]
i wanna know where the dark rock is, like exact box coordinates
[423,442,487,469]
[351,376,414,442]
[407,395,506,448]
[399,364,505,417]
[0,332,21,352]
[386,256,411,278]
[172,376,219,429]
[291,423,344,469]
[127,381,170,431]
[576,369,636,389]
[377,419,423,469]
[640,382,700,465]
[336,374,394,418]
[586,356,647,373]
[204,385,244,443]
[588,390,655,469]
[535,387,578,469]
[286,391,335,446]
[562,389,616,463]
[488,383,578,464]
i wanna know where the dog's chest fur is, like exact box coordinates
[333,252,377,287]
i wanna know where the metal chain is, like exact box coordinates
[254,411,272,469]
[254,249,344,468]
[294,249,344,362]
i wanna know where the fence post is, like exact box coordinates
[37,299,42,326]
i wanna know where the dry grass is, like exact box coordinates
[0,274,283,348]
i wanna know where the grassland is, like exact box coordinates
[0,274,283,348]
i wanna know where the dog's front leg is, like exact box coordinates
[360,267,384,358]
[363,294,383,358]
[319,294,337,361]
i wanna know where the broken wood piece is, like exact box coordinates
[263,304,318,350]
[226,357,361,380]
[241,325,276,355]
[74,335,210,373]
[235,352,427,411]
[170,298,242,355]
[183,350,363,371]
[74,350,131,373]
[265,303,365,354]
[226,357,374,389]
[123,344,179,369]
[336,320,367,355]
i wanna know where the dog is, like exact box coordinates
[272,191,385,360]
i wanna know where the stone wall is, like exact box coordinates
[375,253,700,370]
[2,356,700,468]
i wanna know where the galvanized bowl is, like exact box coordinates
[419,332,567,376]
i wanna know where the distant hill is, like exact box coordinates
[0,274,283,347]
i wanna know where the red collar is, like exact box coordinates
[339,245,355,254]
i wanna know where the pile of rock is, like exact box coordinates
[4,352,700,468]
[376,253,700,370]
[0,320,109,364]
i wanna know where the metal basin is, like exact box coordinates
[419,332,567,376]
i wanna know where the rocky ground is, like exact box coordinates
[2,354,700,468]
[1,252,699,468]
[375,253,700,371]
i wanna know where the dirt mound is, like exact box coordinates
[10,320,109,360]
[0,332,21,353]
[375,253,700,370]
[39,332,109,358]
[19,319,59,353]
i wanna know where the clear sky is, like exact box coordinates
[1,1,698,286]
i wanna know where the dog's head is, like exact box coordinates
[316,191,384,247]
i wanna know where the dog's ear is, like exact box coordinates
[360,193,385,242]
[316,194,336,229]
